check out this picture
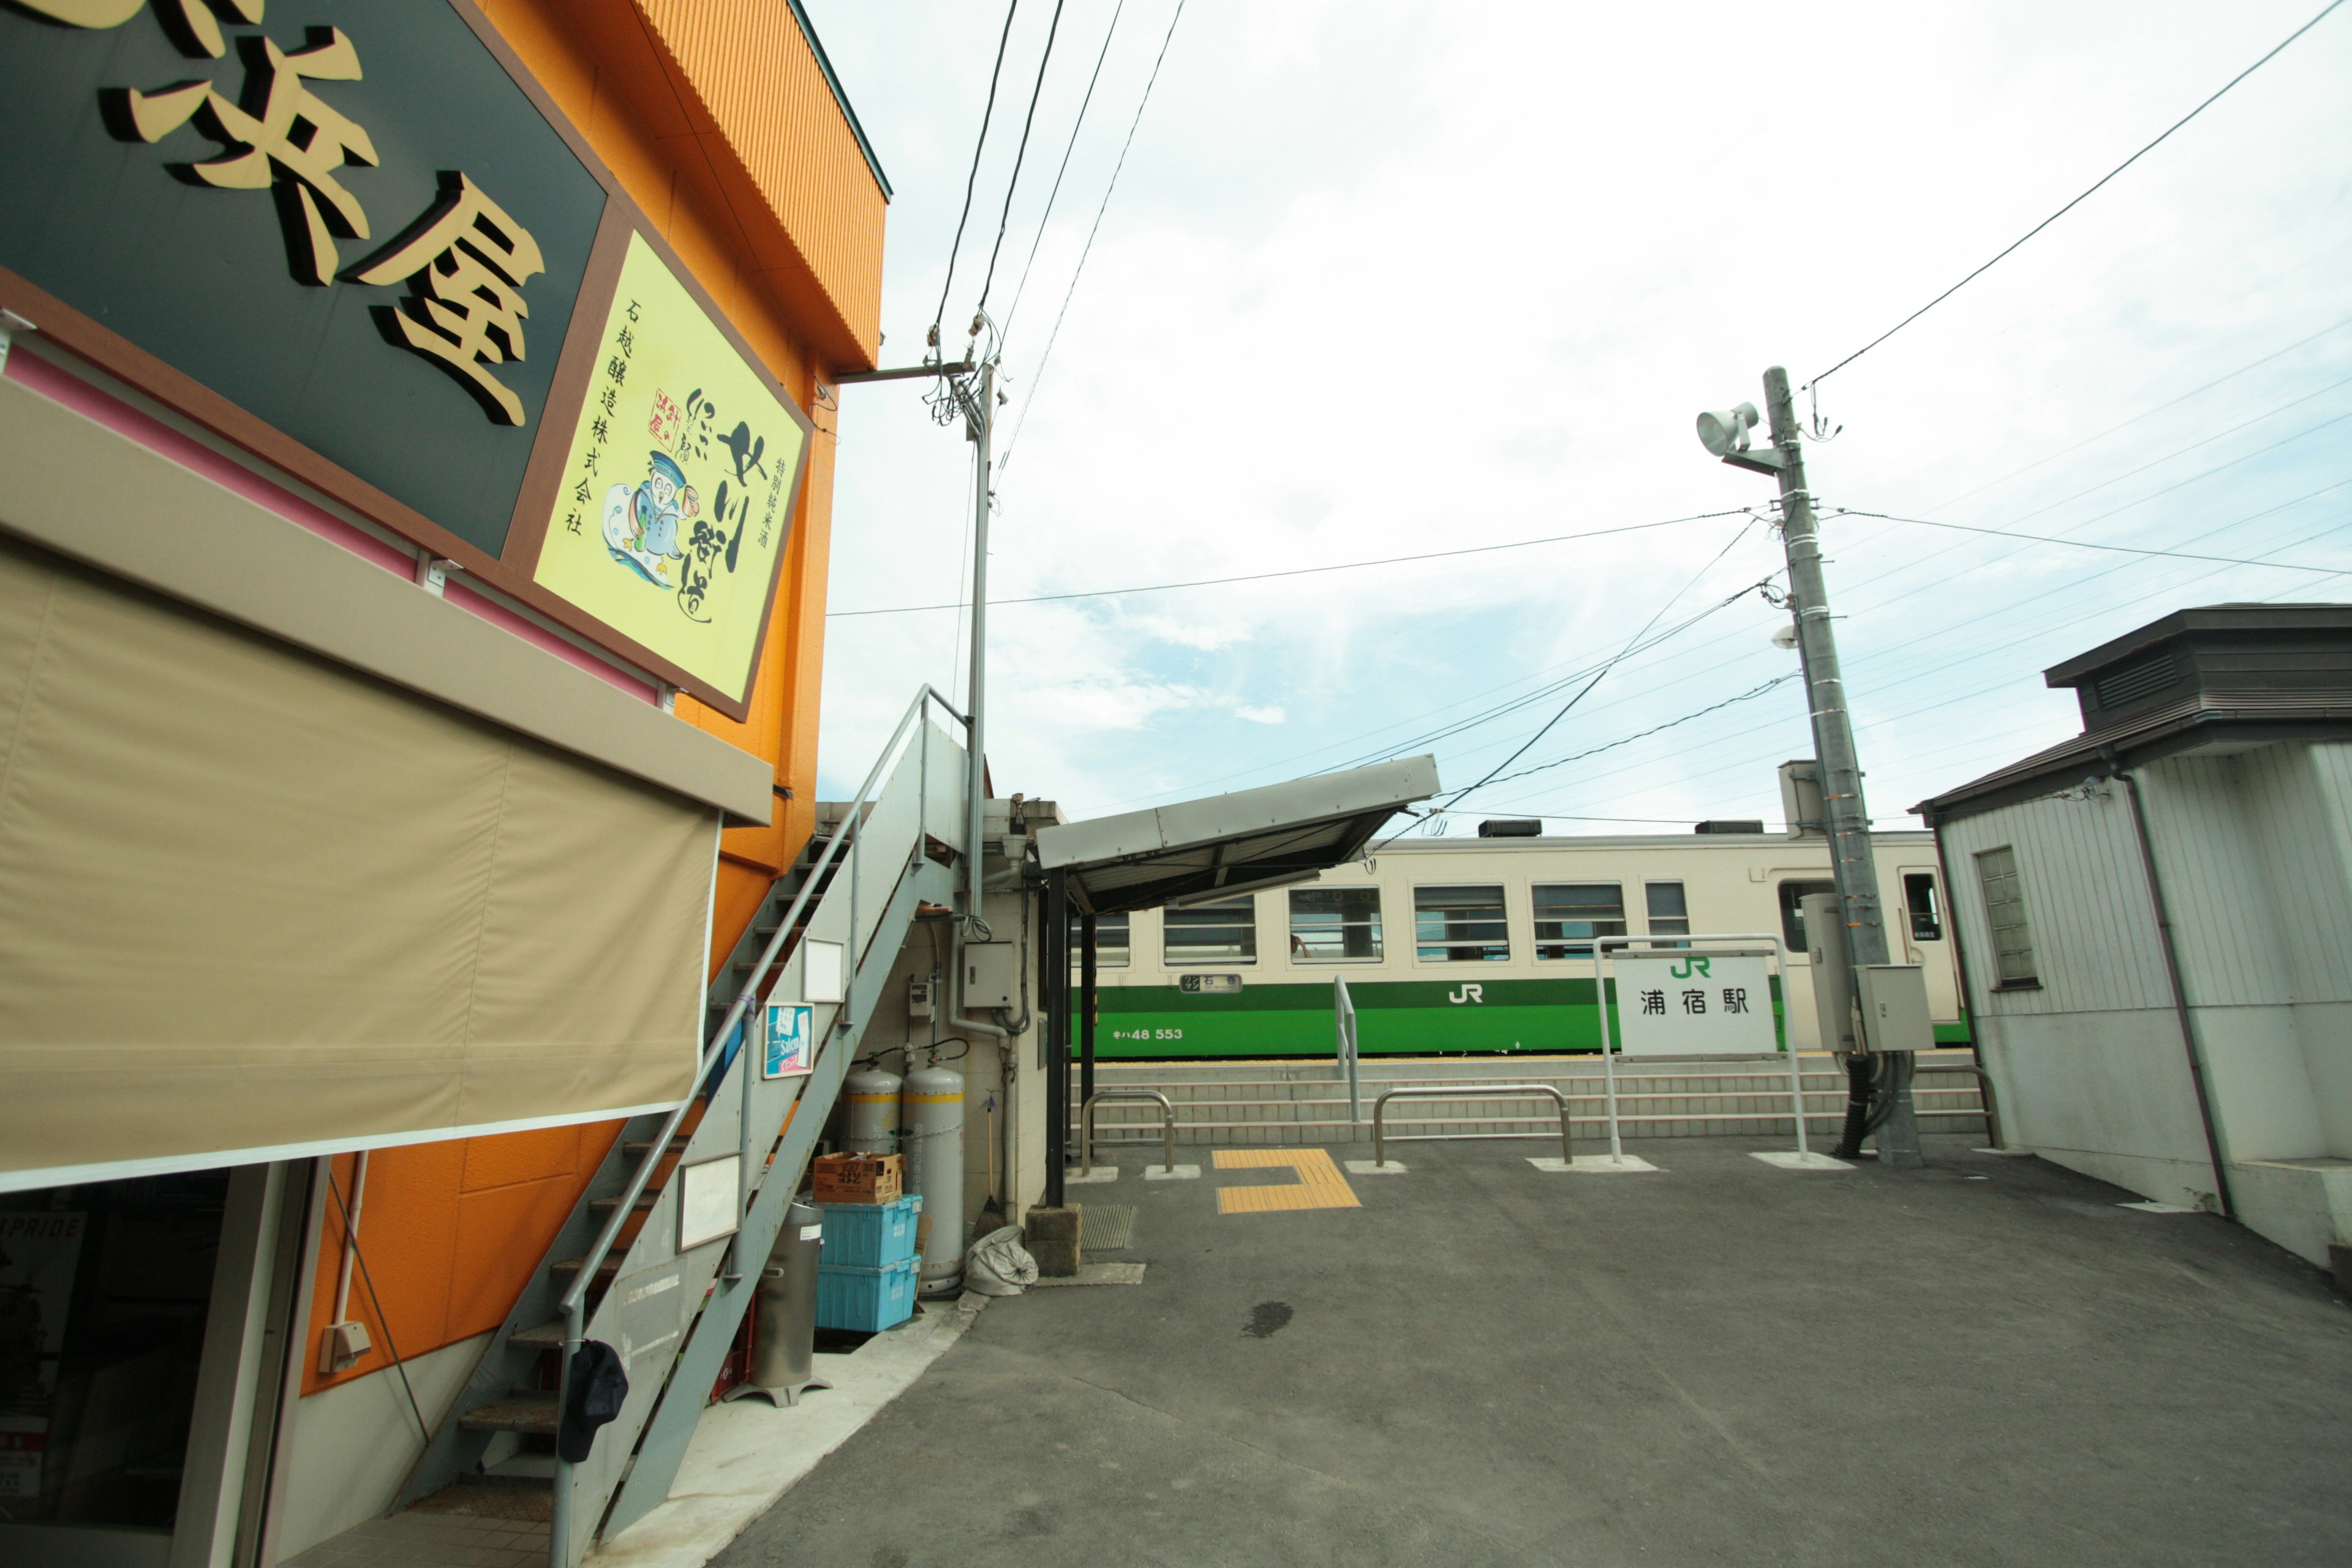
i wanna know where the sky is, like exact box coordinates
[799,0,2352,836]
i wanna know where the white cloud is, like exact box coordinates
[805,0,2352,831]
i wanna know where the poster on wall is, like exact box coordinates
[531,232,813,707]
[0,1212,87,1500]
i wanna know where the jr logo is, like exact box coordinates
[1668,957,1713,979]
[1447,984,1485,1005]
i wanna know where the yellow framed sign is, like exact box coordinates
[530,232,812,707]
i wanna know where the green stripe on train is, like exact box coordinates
[1072,979,1969,1058]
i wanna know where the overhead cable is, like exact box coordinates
[827,507,1749,617]
[974,1,1067,317]
[930,1,1023,347]
[1831,508,2352,577]
[1001,1,1126,345]
[998,0,1185,474]
[1379,522,1766,844]
[1810,0,2346,388]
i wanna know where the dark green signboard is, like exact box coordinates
[0,0,607,556]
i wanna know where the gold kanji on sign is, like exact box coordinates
[351,175,546,426]
[118,28,378,285]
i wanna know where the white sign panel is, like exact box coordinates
[763,1001,815,1079]
[678,1155,742,1250]
[801,940,845,1005]
[1613,952,1776,1058]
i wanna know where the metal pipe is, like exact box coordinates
[331,1149,369,1325]
[2111,761,2236,1219]
[1079,1088,1176,1175]
[1372,1084,1572,1167]
[1079,912,1098,1114]
[1042,868,1068,1208]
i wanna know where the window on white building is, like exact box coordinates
[1164,897,1256,964]
[1532,883,1624,958]
[1289,887,1383,961]
[1069,910,1131,968]
[1415,884,1509,962]
[1645,881,1691,946]
[1973,846,2038,987]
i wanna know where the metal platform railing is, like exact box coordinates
[1371,1084,1574,1167]
[1079,1088,1177,1175]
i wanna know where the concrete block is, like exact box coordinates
[1344,1159,1408,1175]
[1750,1151,1853,1170]
[1141,1164,1200,1181]
[1025,1206,1082,1277]
[1528,1155,1659,1173]
[1065,1166,1120,1185]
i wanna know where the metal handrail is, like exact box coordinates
[549,683,965,1566]
[1078,1088,1177,1175]
[1371,1084,1572,1167]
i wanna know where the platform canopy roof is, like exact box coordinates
[1035,755,1441,916]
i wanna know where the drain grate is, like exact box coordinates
[1079,1202,1137,1253]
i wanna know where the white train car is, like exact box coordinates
[1080,824,1964,1060]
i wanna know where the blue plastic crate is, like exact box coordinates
[816,1256,918,1332]
[818,1194,922,1268]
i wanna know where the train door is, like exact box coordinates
[1894,865,1961,1039]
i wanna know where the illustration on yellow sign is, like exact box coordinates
[534,232,807,701]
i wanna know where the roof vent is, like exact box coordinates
[2091,650,2180,713]
[1694,820,1765,834]
[1476,819,1542,837]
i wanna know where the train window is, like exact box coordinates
[1777,880,1835,952]
[1414,884,1510,962]
[1289,887,1384,962]
[1645,882,1690,946]
[1532,883,1624,958]
[1973,847,2039,987]
[1069,910,1131,968]
[1904,873,1942,942]
[1165,897,1257,964]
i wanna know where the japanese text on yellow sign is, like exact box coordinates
[533,233,805,702]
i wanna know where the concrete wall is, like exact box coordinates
[1940,741,2352,1264]
[274,1332,492,1559]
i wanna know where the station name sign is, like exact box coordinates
[0,0,810,715]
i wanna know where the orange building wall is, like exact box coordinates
[300,0,882,1391]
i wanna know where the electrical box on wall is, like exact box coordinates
[908,976,935,1020]
[1857,965,1934,1054]
[964,943,1018,1011]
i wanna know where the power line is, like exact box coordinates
[826,508,1750,617]
[974,1,1066,318]
[1001,1,1126,346]
[1384,523,1766,843]
[998,0,1185,474]
[1464,673,1801,793]
[931,1,1023,347]
[1832,507,2352,577]
[1811,0,2347,388]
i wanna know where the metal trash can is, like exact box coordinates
[724,1198,831,1407]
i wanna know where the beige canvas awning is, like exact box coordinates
[0,532,716,1189]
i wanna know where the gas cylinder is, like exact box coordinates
[843,1066,902,1155]
[902,1061,965,1294]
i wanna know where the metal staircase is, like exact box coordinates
[392,687,970,1567]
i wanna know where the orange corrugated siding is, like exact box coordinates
[630,0,888,365]
[292,2,874,1393]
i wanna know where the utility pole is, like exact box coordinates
[960,362,994,929]
[1699,366,1920,1165]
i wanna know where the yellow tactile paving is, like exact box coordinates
[1212,1147,1362,1213]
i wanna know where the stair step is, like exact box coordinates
[481,1452,558,1483]
[622,1135,688,1158]
[587,1193,659,1216]
[550,1256,622,1285]
[459,1394,559,1436]
[508,1319,567,1350]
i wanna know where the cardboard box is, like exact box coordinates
[811,1152,903,1205]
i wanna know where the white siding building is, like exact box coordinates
[1918,605,2352,1270]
